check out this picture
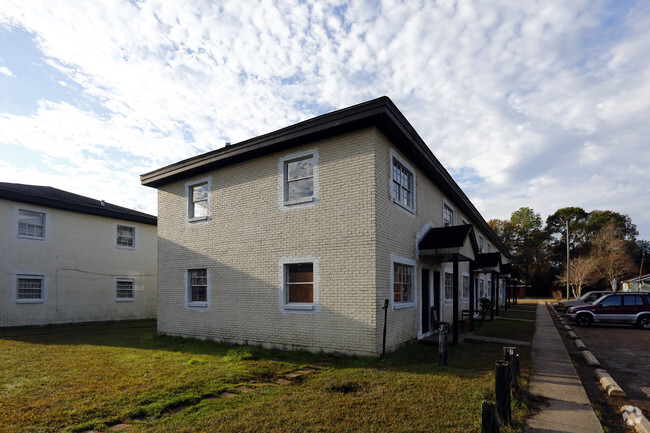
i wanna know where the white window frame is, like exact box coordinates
[115,278,135,302]
[390,254,416,309]
[185,268,210,309]
[444,271,454,303]
[186,178,211,223]
[15,274,45,303]
[278,257,320,313]
[478,236,484,253]
[278,148,319,210]
[443,201,455,227]
[390,149,416,214]
[17,208,47,240]
[462,274,470,300]
[116,224,136,249]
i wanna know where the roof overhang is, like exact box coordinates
[418,224,478,262]
[474,252,502,273]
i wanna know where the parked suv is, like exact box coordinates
[555,291,614,312]
[566,293,650,328]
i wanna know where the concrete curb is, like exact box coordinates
[564,324,572,331]
[595,369,626,397]
[568,330,578,339]
[582,350,601,367]
[574,338,587,350]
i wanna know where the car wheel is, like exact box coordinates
[637,315,650,330]
[576,314,592,327]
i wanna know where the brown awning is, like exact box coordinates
[418,224,478,262]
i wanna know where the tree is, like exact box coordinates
[556,255,599,298]
[591,223,637,288]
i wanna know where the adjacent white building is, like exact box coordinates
[0,183,158,327]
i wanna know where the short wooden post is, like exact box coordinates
[438,325,448,366]
[495,360,511,425]
[481,400,500,433]
[503,347,518,385]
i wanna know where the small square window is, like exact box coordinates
[392,159,414,210]
[18,209,45,239]
[188,181,209,221]
[116,279,134,300]
[116,225,135,249]
[285,263,314,303]
[285,156,314,203]
[393,263,414,304]
[17,275,43,302]
[188,269,208,304]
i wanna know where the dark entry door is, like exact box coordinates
[433,271,441,322]
[422,268,430,333]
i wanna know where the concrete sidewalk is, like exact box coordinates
[525,301,604,433]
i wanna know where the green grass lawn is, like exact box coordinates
[0,317,535,433]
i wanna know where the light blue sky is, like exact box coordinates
[1,0,649,240]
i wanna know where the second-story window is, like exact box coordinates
[285,155,314,203]
[392,159,413,210]
[116,225,135,249]
[18,209,46,239]
[188,180,209,221]
[443,204,454,227]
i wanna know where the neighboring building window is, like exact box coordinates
[188,269,208,304]
[392,158,414,210]
[478,236,484,253]
[443,203,454,227]
[444,272,454,300]
[116,279,134,301]
[16,275,43,302]
[479,279,484,298]
[188,180,209,221]
[285,155,314,203]
[393,263,414,304]
[284,263,314,303]
[116,225,135,249]
[18,209,45,239]
[463,275,469,299]
[487,243,492,253]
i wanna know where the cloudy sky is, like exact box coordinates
[1,0,649,240]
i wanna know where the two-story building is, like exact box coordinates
[0,183,158,327]
[141,97,510,357]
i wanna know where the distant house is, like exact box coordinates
[141,97,511,357]
[0,183,157,327]
[621,274,650,292]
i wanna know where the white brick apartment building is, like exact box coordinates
[0,183,158,327]
[141,97,511,357]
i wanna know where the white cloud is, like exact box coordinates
[0,0,649,239]
[0,65,14,77]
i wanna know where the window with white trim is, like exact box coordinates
[479,279,484,298]
[443,203,454,227]
[116,225,135,249]
[392,158,414,210]
[393,263,414,304]
[285,156,315,204]
[463,275,470,299]
[116,279,134,301]
[188,269,208,304]
[444,272,454,300]
[478,236,484,253]
[188,181,209,221]
[16,275,43,302]
[284,263,314,304]
[18,209,45,239]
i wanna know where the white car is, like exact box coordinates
[555,291,614,313]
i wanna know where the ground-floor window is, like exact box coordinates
[462,275,469,300]
[116,278,134,301]
[16,275,43,302]
[187,268,208,306]
[393,263,414,304]
[285,263,314,303]
[444,272,454,301]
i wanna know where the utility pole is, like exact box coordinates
[566,219,570,300]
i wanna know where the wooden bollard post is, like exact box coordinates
[503,347,518,386]
[495,360,511,425]
[438,325,448,366]
[481,400,500,433]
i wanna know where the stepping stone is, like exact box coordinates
[110,424,132,431]
[221,392,238,398]
[312,362,332,369]
[251,382,277,387]
[235,386,254,393]
[285,372,303,378]
[276,378,292,385]
[295,368,316,374]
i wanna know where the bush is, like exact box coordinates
[479,297,491,321]
[551,289,563,301]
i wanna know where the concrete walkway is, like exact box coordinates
[525,302,604,433]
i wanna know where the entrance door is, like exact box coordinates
[421,268,430,333]
[433,271,441,322]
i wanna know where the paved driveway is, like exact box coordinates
[570,322,650,412]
